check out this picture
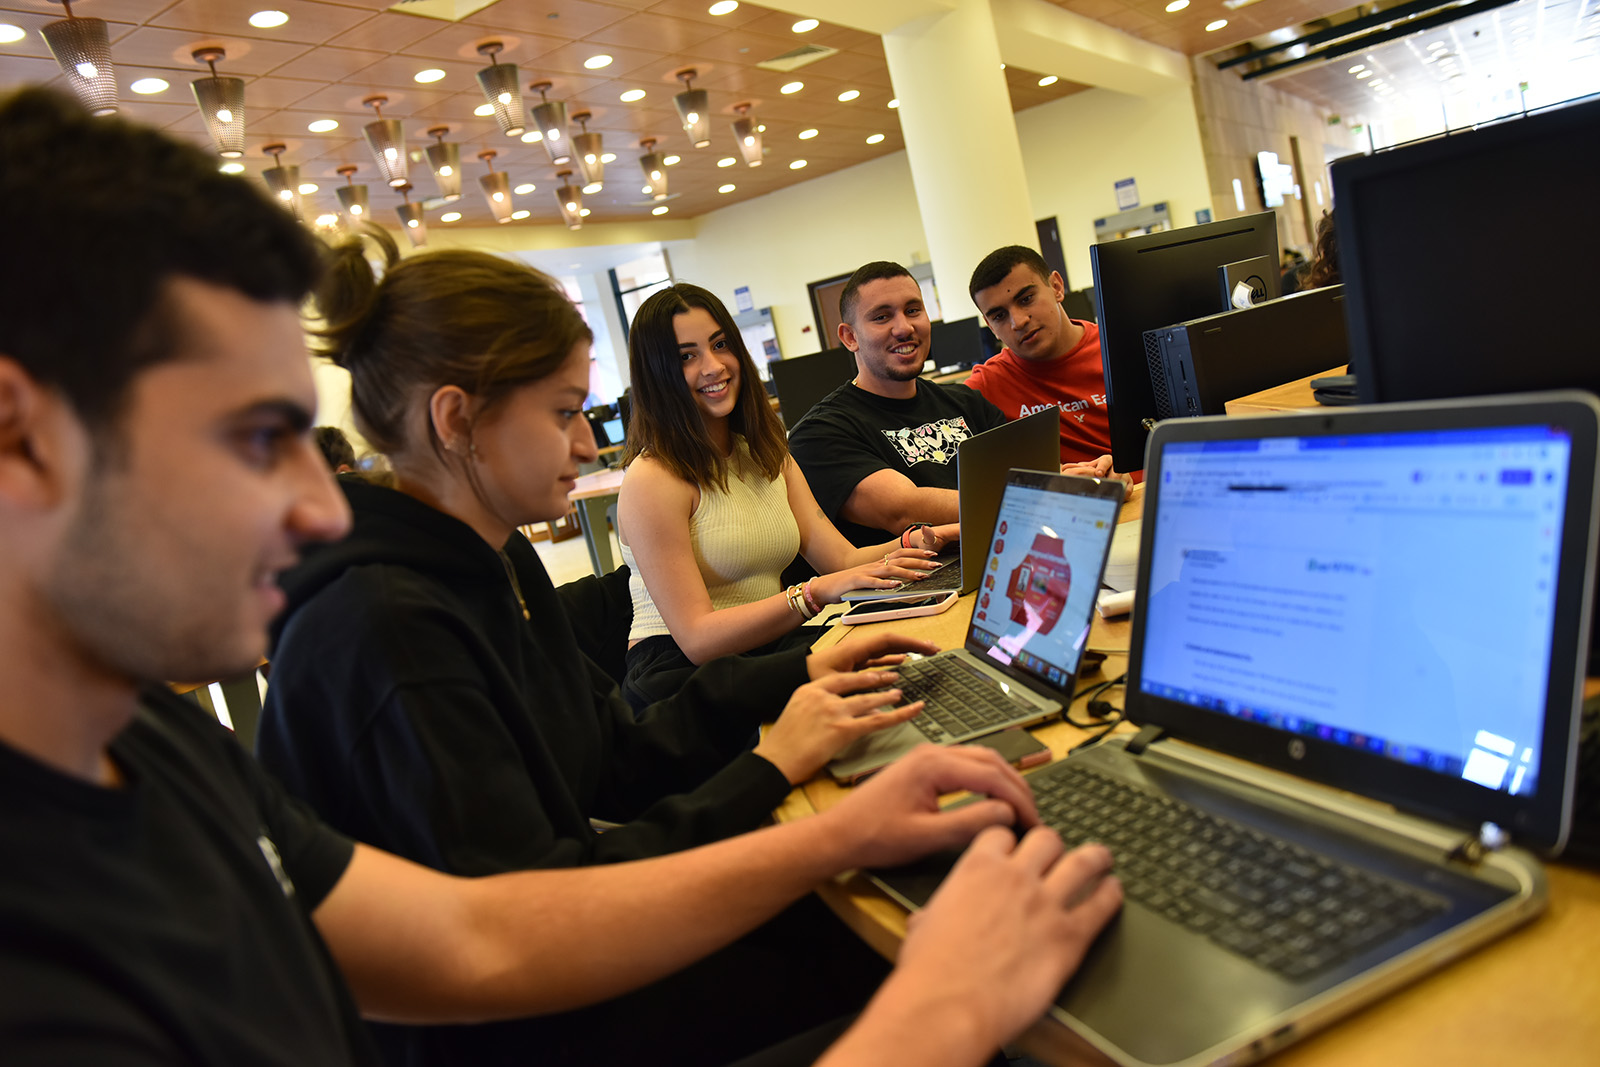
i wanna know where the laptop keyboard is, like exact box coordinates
[1033,762,1450,980]
[895,657,1034,742]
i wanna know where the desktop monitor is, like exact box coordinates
[928,316,999,372]
[1335,94,1600,407]
[1090,211,1279,472]
[769,346,857,430]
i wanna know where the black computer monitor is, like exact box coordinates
[769,347,858,430]
[1335,94,1600,406]
[1090,212,1279,471]
[927,316,998,371]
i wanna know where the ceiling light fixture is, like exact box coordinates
[131,77,168,94]
[248,10,288,29]
[582,181,602,194]
[190,48,244,158]
[514,182,535,194]
[42,1,118,115]
[792,18,819,32]
[0,24,25,45]
[572,110,604,188]
[261,143,302,218]
[718,183,735,193]
[780,81,803,94]
[514,209,533,220]
[335,165,368,222]
[529,81,570,164]
[674,68,711,148]
[1038,75,1058,87]
[1205,19,1228,32]
[1165,0,1188,10]
[424,126,462,201]
[308,118,338,133]
[555,169,583,230]
[887,98,899,108]
[362,95,408,187]
[866,133,884,144]
[477,149,513,224]
[731,102,763,166]
[475,42,526,138]
[639,137,668,199]
[663,154,681,165]
[521,130,543,143]
[789,159,807,169]
[584,54,612,69]
[395,183,426,247]
[414,68,445,83]
[652,205,669,215]
[717,156,736,167]
[620,88,646,102]
[474,103,494,116]
[838,89,860,102]
[601,152,616,163]
[798,128,817,139]
[297,182,317,194]
[709,2,739,14]
[440,212,462,222]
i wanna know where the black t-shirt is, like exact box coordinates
[0,686,373,1066]
[787,379,1008,546]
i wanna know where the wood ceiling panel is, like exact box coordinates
[235,73,324,109]
[150,0,371,44]
[344,51,483,93]
[642,0,769,29]
[575,10,727,52]
[459,1,636,41]
[266,44,385,81]
[332,13,469,55]
[520,39,669,79]
[108,26,313,75]
[0,0,173,23]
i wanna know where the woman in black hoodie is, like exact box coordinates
[256,229,933,1066]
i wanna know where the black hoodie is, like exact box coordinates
[256,479,802,876]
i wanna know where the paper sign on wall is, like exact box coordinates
[734,285,754,312]
[1114,178,1139,210]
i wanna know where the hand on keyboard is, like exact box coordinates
[754,669,928,784]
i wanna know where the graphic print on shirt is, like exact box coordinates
[880,416,972,467]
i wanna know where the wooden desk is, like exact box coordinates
[781,485,1600,1065]
[568,468,625,576]
[1225,366,1346,416]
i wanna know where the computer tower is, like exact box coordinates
[1143,285,1348,420]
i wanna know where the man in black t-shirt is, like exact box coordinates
[0,89,1122,1067]
[789,261,1008,547]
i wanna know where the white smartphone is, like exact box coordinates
[837,590,959,625]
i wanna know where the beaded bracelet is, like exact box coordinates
[901,522,933,549]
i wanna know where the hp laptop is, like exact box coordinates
[828,468,1124,783]
[842,407,1061,602]
[874,392,1598,1066]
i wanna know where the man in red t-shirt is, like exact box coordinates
[965,246,1118,474]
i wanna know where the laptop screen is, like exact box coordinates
[1139,425,1571,800]
[968,477,1122,692]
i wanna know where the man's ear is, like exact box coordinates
[0,356,73,512]
[1049,270,1068,304]
[837,320,858,352]
[428,384,476,457]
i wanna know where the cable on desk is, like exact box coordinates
[1065,673,1125,729]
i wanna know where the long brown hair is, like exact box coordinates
[623,283,787,492]
[310,226,592,466]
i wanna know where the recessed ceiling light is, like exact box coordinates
[709,1,739,14]
[717,156,736,167]
[620,89,647,102]
[522,130,544,142]
[131,77,169,95]
[887,98,900,108]
[474,104,495,116]
[219,162,246,174]
[1428,41,1447,50]
[514,209,533,219]
[600,152,616,163]
[663,154,681,165]
[414,68,445,83]
[798,128,817,139]
[248,10,288,29]
[1356,70,1373,78]
[642,184,654,194]
[1164,0,1188,11]
[0,24,26,44]
[719,183,736,193]
[440,211,462,222]
[579,207,591,217]
[297,182,318,194]
[1205,19,1228,32]
[1348,65,1365,74]
[582,181,602,194]
[866,133,885,144]
[315,214,338,226]
[838,89,860,102]
[792,18,819,32]
[584,54,613,69]
[514,183,536,194]
[780,81,804,94]
[789,159,807,169]
[1038,75,1058,87]
[307,118,339,132]
[757,124,766,132]
[652,205,669,215]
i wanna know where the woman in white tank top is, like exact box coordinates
[618,284,957,709]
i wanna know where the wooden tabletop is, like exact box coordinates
[780,486,1600,1065]
[569,467,625,501]
[1224,366,1346,416]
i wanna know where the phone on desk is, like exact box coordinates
[967,729,1053,770]
[838,590,959,625]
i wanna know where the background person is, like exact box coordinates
[618,283,956,711]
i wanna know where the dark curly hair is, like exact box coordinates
[1305,210,1340,289]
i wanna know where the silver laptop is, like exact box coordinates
[828,468,1125,782]
[843,407,1061,602]
[872,392,1599,1066]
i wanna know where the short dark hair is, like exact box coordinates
[0,87,320,437]
[623,283,788,492]
[839,261,915,325]
[314,426,356,471]
[968,246,1052,301]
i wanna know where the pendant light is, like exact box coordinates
[41,0,117,115]
[474,41,526,138]
[571,111,603,188]
[395,183,427,248]
[362,95,408,188]
[335,166,369,224]
[478,150,513,224]
[528,81,570,165]
[190,47,245,158]
[261,144,303,219]
[731,103,764,167]
[639,138,667,201]
[673,69,710,148]
[424,126,462,201]
[554,170,583,231]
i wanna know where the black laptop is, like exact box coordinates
[872,392,1599,1066]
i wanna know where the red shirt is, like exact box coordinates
[964,320,1112,465]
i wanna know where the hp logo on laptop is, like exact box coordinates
[1289,739,1307,760]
